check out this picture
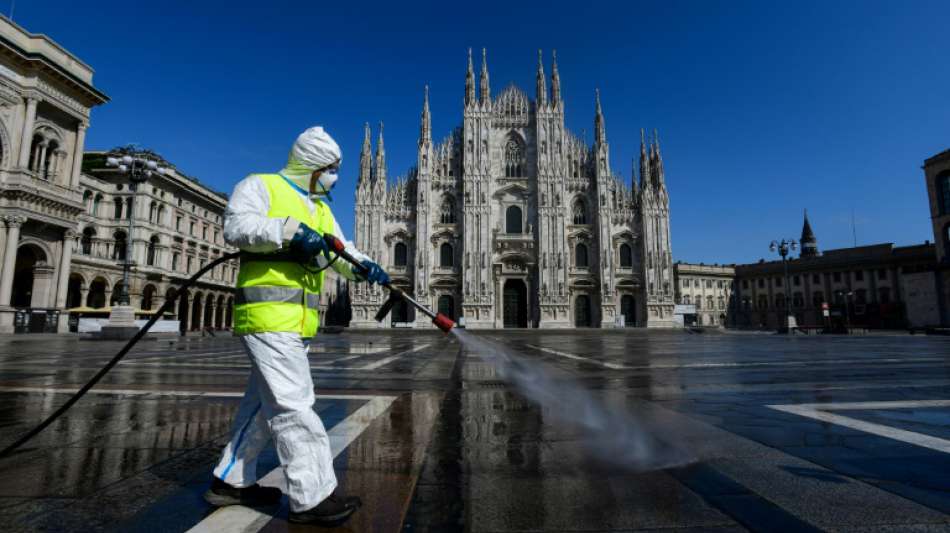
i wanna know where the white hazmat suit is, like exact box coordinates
[212,127,369,512]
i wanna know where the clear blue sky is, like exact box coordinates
[10,0,949,264]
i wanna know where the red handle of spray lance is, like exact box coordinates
[323,233,455,333]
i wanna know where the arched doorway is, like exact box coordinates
[66,274,84,309]
[392,299,410,324]
[176,289,189,334]
[438,294,455,320]
[575,294,592,327]
[215,295,225,329]
[503,279,527,328]
[141,285,157,311]
[225,297,233,328]
[87,277,107,308]
[204,296,214,330]
[12,245,47,307]
[191,292,203,331]
[620,294,636,327]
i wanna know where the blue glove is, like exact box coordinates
[355,259,390,286]
[288,223,330,263]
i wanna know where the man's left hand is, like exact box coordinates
[355,260,390,286]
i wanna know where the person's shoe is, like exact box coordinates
[203,477,283,507]
[288,492,363,526]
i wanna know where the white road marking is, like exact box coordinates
[768,400,950,454]
[0,386,386,402]
[519,348,944,371]
[312,343,432,371]
[526,344,626,369]
[186,394,397,533]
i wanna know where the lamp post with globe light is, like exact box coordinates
[98,149,167,339]
[769,238,798,332]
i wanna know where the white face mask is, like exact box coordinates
[315,172,338,194]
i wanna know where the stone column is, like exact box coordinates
[54,231,76,333]
[30,265,55,307]
[0,216,26,305]
[17,97,38,169]
[70,122,88,188]
[80,286,89,307]
[0,216,26,333]
[208,300,217,330]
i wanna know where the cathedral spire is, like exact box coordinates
[536,49,547,108]
[358,122,372,193]
[465,47,475,107]
[653,129,665,188]
[594,89,606,145]
[374,121,386,192]
[420,84,431,145]
[639,128,651,189]
[800,209,819,257]
[550,50,561,105]
[479,47,490,105]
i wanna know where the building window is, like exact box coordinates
[878,287,891,304]
[833,272,842,282]
[695,295,702,309]
[813,291,824,307]
[176,216,182,232]
[718,297,725,309]
[775,293,786,308]
[440,243,454,268]
[758,295,768,309]
[505,205,522,234]
[202,226,208,240]
[126,197,132,219]
[939,172,950,215]
[394,242,408,267]
[189,221,195,236]
[793,292,804,308]
[775,277,782,287]
[437,295,455,320]
[187,256,193,273]
[113,231,127,261]
[572,198,587,224]
[706,280,713,289]
[81,227,95,255]
[855,289,867,304]
[504,136,525,177]
[440,197,456,224]
[575,243,589,268]
[213,230,219,244]
[812,273,821,284]
[855,270,864,281]
[619,243,633,267]
[742,280,749,289]
[147,236,159,266]
[706,296,714,310]
[114,197,123,219]
[877,268,887,281]
[694,279,700,288]
[172,252,180,271]
[718,280,724,289]
[149,201,157,223]
[757,279,764,288]
[793,275,801,286]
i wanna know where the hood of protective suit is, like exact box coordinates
[280,126,341,198]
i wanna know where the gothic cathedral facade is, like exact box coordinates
[350,50,675,329]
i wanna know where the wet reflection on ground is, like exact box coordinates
[0,330,949,531]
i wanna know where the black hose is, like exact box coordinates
[0,244,345,459]
[0,251,240,458]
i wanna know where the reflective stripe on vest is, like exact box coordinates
[233,174,334,337]
[235,286,321,310]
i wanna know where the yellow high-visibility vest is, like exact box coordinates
[233,174,334,337]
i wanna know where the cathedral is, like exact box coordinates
[350,50,675,329]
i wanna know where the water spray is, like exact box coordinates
[323,234,455,333]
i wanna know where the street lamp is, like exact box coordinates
[99,149,166,339]
[769,238,798,332]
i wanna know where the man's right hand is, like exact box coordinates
[288,222,329,263]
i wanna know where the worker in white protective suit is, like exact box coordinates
[203,126,389,527]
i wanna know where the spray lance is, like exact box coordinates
[322,233,455,333]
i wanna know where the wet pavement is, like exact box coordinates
[0,329,949,532]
